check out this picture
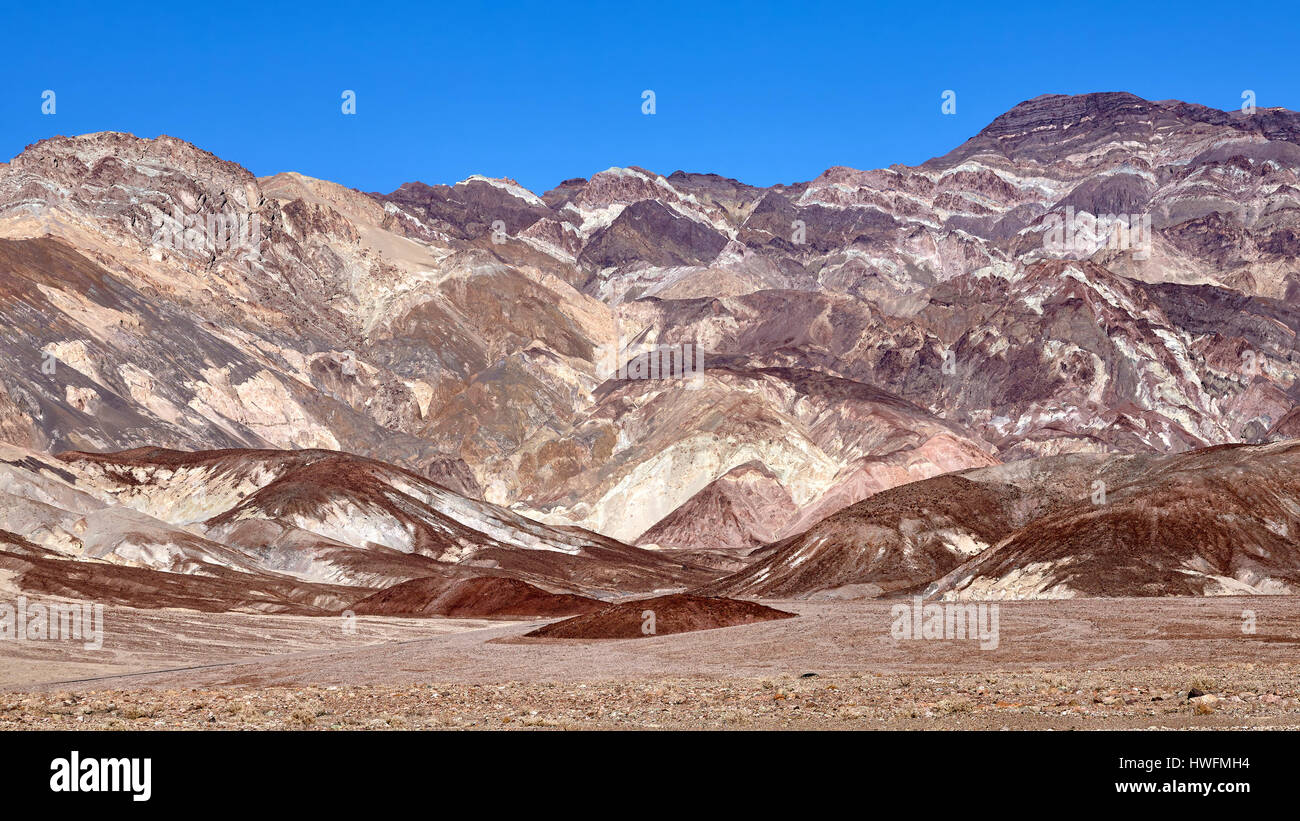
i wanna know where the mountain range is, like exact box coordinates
[3,91,1300,609]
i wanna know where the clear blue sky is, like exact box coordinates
[3,0,1297,195]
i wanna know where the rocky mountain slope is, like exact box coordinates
[0,442,714,614]
[702,440,1300,599]
[3,91,1300,603]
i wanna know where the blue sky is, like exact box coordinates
[4,0,1297,194]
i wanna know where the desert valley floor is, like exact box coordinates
[2,596,1298,730]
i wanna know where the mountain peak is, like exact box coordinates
[932,92,1300,173]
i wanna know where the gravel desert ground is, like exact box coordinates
[3,596,1296,730]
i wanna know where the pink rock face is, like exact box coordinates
[636,461,797,553]
[3,91,1300,606]
[772,434,1000,540]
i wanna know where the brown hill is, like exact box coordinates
[350,576,602,618]
[705,440,1300,599]
[523,593,795,639]
[928,441,1300,598]
[58,446,716,595]
[0,442,717,616]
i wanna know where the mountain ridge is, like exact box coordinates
[3,91,1300,601]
